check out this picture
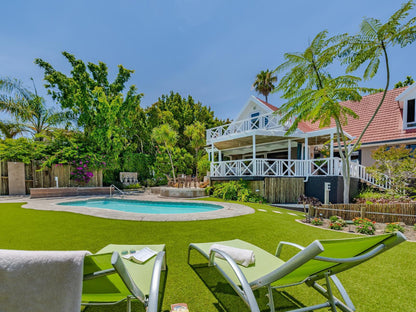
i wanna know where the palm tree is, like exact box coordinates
[0,121,24,139]
[275,1,416,203]
[252,70,277,103]
[0,78,71,139]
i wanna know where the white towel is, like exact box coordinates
[0,249,91,312]
[209,244,255,267]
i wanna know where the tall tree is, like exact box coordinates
[151,124,179,183]
[35,52,143,168]
[276,1,416,203]
[184,121,206,178]
[252,69,277,103]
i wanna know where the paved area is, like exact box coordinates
[0,194,255,222]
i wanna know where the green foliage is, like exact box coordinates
[310,217,323,226]
[197,155,211,179]
[356,221,376,235]
[0,78,70,138]
[385,222,405,233]
[208,181,265,203]
[153,145,193,180]
[329,216,346,230]
[0,138,46,163]
[121,153,153,182]
[35,52,143,169]
[368,145,416,195]
[395,76,415,88]
[252,69,277,102]
[353,217,376,235]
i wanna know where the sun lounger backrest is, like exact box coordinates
[270,232,406,287]
[83,253,132,297]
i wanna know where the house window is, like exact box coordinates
[406,99,416,128]
[251,112,260,129]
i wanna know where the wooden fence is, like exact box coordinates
[315,203,416,225]
[0,161,102,195]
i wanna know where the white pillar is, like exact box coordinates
[288,139,292,160]
[305,137,309,176]
[253,135,257,175]
[219,150,222,162]
[304,137,309,160]
[330,133,334,158]
[211,145,214,161]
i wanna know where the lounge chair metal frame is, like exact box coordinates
[83,250,166,312]
[188,232,406,312]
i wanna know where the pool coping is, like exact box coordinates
[15,194,255,221]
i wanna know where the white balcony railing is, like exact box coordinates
[206,113,290,144]
[210,158,391,189]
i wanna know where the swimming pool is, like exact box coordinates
[58,198,222,214]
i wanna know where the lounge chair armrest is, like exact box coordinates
[209,248,260,312]
[147,251,166,312]
[275,241,305,258]
[314,244,385,263]
[83,268,116,281]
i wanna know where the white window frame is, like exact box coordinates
[403,98,416,129]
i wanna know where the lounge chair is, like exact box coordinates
[82,243,166,312]
[188,233,406,312]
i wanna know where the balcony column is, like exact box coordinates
[304,137,309,176]
[253,135,256,175]
[218,150,222,162]
[287,139,292,160]
[211,144,214,161]
[329,133,334,175]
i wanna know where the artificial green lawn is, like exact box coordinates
[0,199,415,311]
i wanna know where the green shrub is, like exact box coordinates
[311,217,323,226]
[329,221,344,230]
[356,219,376,235]
[124,182,142,189]
[385,222,404,233]
[208,181,266,203]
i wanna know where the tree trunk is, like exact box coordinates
[342,156,351,204]
[167,150,176,183]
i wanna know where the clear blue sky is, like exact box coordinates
[1,0,415,120]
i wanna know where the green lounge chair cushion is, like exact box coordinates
[82,243,165,304]
[191,239,285,286]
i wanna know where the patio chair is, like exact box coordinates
[188,233,406,312]
[82,243,166,312]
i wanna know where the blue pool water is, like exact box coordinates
[58,199,222,214]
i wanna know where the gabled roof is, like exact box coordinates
[254,97,317,134]
[301,86,416,145]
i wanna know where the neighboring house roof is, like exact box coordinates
[300,86,416,145]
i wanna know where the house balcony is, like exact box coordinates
[206,112,292,145]
[210,157,391,189]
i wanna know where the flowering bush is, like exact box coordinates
[356,220,376,235]
[329,216,346,227]
[353,217,373,226]
[70,160,94,184]
[385,222,404,233]
[329,220,346,230]
[311,218,323,226]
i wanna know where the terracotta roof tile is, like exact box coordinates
[302,87,416,144]
[255,97,279,111]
